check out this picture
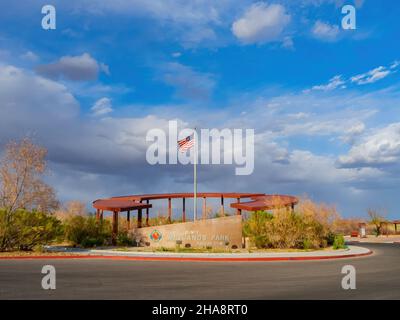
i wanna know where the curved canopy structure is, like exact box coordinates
[93,192,298,245]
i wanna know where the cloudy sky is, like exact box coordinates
[0,0,399,218]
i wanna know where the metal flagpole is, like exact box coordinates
[193,127,197,221]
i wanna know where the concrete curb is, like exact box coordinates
[0,245,372,262]
[347,240,400,244]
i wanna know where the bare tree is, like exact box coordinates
[367,208,386,236]
[0,138,59,214]
[55,200,87,221]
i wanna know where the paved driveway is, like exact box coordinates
[0,243,399,299]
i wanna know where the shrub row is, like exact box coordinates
[1,204,347,251]
[243,209,346,250]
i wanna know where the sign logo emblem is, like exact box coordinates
[150,230,162,242]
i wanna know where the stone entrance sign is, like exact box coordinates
[133,215,242,249]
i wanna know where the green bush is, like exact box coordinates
[116,229,134,246]
[326,231,336,246]
[64,215,112,247]
[0,209,62,251]
[243,211,273,248]
[301,239,314,250]
[333,234,346,250]
[243,208,339,250]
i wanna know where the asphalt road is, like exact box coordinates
[0,243,399,299]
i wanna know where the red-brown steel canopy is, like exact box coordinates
[111,192,265,202]
[92,192,299,245]
[231,194,299,211]
[93,199,152,212]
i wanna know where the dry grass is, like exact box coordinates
[0,251,82,257]
[54,200,88,221]
[332,218,363,235]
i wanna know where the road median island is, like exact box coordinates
[0,245,372,261]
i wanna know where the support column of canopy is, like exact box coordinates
[127,210,130,229]
[236,197,241,215]
[93,200,152,247]
[220,196,224,216]
[138,209,142,228]
[146,199,150,226]
[182,197,186,222]
[202,197,207,219]
[96,209,104,221]
[168,198,172,223]
[112,210,118,245]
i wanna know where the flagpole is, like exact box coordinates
[193,127,197,221]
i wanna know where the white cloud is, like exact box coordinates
[305,75,346,92]
[91,97,113,116]
[303,0,365,8]
[20,51,39,62]
[390,60,400,69]
[232,2,291,44]
[160,62,216,101]
[341,122,365,144]
[99,63,110,76]
[2,61,400,216]
[0,64,79,125]
[72,0,235,48]
[281,36,294,49]
[338,123,400,168]
[306,60,399,92]
[351,66,392,85]
[311,20,340,42]
[36,53,109,81]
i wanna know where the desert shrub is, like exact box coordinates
[115,219,134,245]
[64,215,111,247]
[325,231,336,246]
[0,209,62,251]
[116,229,134,246]
[333,234,346,249]
[147,214,172,226]
[243,198,342,250]
[297,198,340,229]
[243,211,273,248]
[266,209,304,249]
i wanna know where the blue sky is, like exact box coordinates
[0,0,400,218]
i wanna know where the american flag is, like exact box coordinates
[178,135,195,152]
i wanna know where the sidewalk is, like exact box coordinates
[345,235,400,244]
